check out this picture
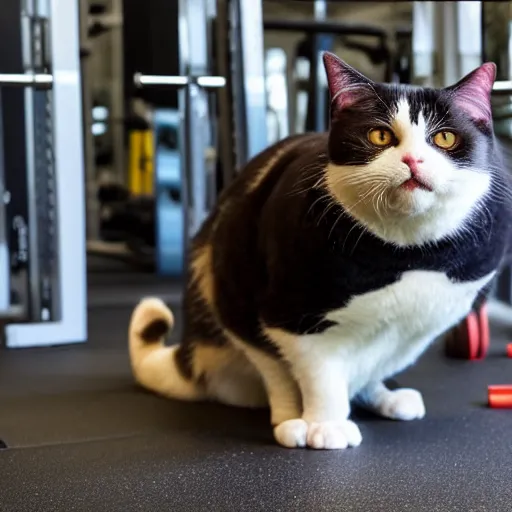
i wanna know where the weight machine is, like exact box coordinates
[0,0,86,348]
[126,0,268,276]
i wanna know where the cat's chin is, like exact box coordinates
[386,186,436,218]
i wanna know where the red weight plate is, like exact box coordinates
[465,312,480,361]
[476,303,490,360]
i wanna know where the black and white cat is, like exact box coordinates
[129,53,512,450]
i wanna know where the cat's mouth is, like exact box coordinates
[400,177,433,193]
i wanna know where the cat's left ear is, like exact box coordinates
[446,62,496,128]
[322,52,374,111]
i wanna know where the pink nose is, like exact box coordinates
[402,154,424,176]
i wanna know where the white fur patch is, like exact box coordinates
[274,418,363,450]
[325,97,491,246]
[265,269,494,449]
[320,269,494,397]
[376,388,426,421]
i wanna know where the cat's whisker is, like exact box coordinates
[349,228,368,256]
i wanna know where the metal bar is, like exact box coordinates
[134,73,189,88]
[263,19,386,38]
[492,81,512,95]
[22,0,43,322]
[439,2,459,87]
[412,1,435,86]
[213,0,237,188]
[236,0,268,162]
[0,87,9,314]
[79,0,99,241]
[134,73,225,89]
[0,73,52,87]
[306,0,328,133]
[457,1,482,77]
[110,0,126,187]
[196,76,226,88]
[180,0,213,237]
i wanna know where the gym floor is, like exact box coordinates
[1,270,511,511]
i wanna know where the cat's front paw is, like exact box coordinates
[274,419,308,448]
[307,420,362,449]
[377,388,426,421]
[274,419,362,450]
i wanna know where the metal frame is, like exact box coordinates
[0,87,8,314]
[79,0,99,242]
[412,1,435,86]
[230,0,268,166]
[134,0,225,274]
[6,0,86,348]
[431,1,483,87]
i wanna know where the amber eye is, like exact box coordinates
[433,131,459,150]
[368,128,394,147]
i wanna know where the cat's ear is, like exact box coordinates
[322,52,374,111]
[446,62,496,128]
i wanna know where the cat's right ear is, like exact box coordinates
[322,52,374,111]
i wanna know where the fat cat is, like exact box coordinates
[129,52,512,450]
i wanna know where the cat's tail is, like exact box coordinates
[128,297,205,401]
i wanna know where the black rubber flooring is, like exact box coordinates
[1,275,512,511]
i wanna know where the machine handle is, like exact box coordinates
[134,73,226,89]
[0,73,53,89]
[493,81,512,96]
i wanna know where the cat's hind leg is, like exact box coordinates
[129,297,269,408]
[227,339,303,444]
[355,381,426,421]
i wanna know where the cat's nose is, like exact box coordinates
[401,154,424,176]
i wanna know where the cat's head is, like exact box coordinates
[323,52,500,247]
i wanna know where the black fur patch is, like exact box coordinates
[329,84,482,167]
[177,241,233,376]
[140,319,169,343]
[174,344,194,380]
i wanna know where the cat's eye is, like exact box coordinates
[433,131,459,150]
[368,128,394,147]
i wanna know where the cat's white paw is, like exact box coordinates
[306,420,362,450]
[377,388,426,421]
[274,419,308,448]
[274,418,362,450]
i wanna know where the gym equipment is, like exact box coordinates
[488,385,512,408]
[445,303,490,360]
[264,18,391,133]
[0,0,86,348]
[131,0,268,277]
[153,109,183,276]
[128,117,154,196]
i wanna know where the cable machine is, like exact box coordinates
[0,0,86,348]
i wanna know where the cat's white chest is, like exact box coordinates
[320,270,494,396]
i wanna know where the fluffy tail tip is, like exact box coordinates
[129,297,174,344]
